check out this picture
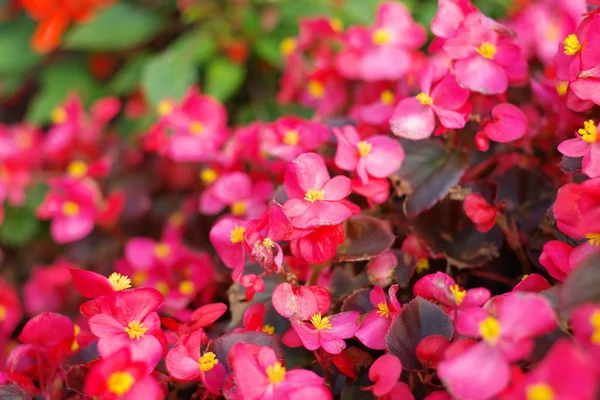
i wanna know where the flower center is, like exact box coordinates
[108,272,132,291]
[0,304,6,322]
[230,225,246,243]
[231,201,247,216]
[200,168,218,185]
[329,18,343,32]
[526,383,555,400]
[280,37,297,56]
[415,258,430,273]
[308,80,325,99]
[189,121,205,135]
[266,362,286,384]
[157,100,174,116]
[155,281,170,295]
[262,237,275,248]
[283,130,300,146]
[357,141,372,157]
[51,107,67,124]
[61,201,80,217]
[310,313,332,330]
[107,371,135,396]
[380,90,395,105]
[376,302,390,318]
[556,82,568,96]
[479,316,501,345]
[578,120,597,143]
[416,92,433,105]
[476,42,497,59]
[71,324,81,352]
[199,352,219,372]
[132,271,147,286]
[67,160,88,179]
[179,280,195,295]
[154,242,171,259]
[590,310,600,345]
[262,324,275,334]
[563,34,581,55]
[372,28,392,45]
[304,189,325,203]
[449,284,467,304]
[125,321,148,340]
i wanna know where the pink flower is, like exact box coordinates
[272,282,331,321]
[439,293,556,399]
[480,103,528,144]
[413,271,491,311]
[558,119,600,178]
[70,268,133,299]
[539,240,575,281]
[552,178,600,239]
[283,152,353,229]
[292,311,360,354]
[430,0,477,39]
[390,69,470,140]
[36,178,101,243]
[23,260,73,315]
[261,117,329,162]
[0,277,22,344]
[507,339,597,400]
[363,354,412,400]
[463,193,496,232]
[289,223,346,265]
[442,13,527,94]
[333,125,404,184]
[366,251,398,287]
[88,288,165,372]
[229,343,332,400]
[570,304,600,366]
[209,217,248,281]
[199,171,273,219]
[355,285,401,349]
[240,274,265,302]
[165,329,226,394]
[85,349,162,400]
[554,13,600,83]
[351,177,391,208]
[335,2,426,81]
[349,83,402,127]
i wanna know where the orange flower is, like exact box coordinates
[20,0,116,53]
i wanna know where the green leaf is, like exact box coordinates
[0,205,41,247]
[26,60,103,124]
[108,53,151,95]
[254,36,283,66]
[204,57,246,102]
[63,3,162,51]
[0,18,43,75]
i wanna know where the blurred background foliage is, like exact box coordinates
[0,0,512,138]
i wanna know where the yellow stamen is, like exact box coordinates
[154,242,171,259]
[415,258,430,273]
[231,201,247,216]
[108,273,132,291]
[416,92,433,105]
[155,281,170,295]
[449,284,467,304]
[310,313,332,330]
[124,321,148,340]
[179,280,195,296]
[71,324,81,352]
[67,160,88,179]
[199,352,219,372]
[578,120,597,143]
[262,324,275,335]
[107,371,135,396]
[230,225,246,243]
[61,201,79,217]
[590,311,600,345]
[330,18,343,32]
[308,80,325,99]
[51,107,67,124]
[283,130,300,146]
[376,302,390,318]
[357,141,372,157]
[280,37,297,56]
[266,362,286,384]
[476,42,497,59]
[304,189,325,203]
[157,100,174,116]
[169,211,185,227]
[526,383,555,400]
[563,34,581,56]
[479,316,501,345]
[189,121,204,135]
[0,304,6,322]
[372,28,392,45]
[132,271,147,286]
[556,82,568,96]
[521,274,529,281]
[380,90,395,105]
[262,237,275,248]
[200,168,218,185]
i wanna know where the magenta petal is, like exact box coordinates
[209,217,246,271]
[127,376,162,400]
[282,198,310,218]
[320,338,347,354]
[496,293,556,340]
[291,201,352,228]
[213,172,252,203]
[101,288,164,326]
[558,138,589,158]
[364,135,404,178]
[390,98,436,140]
[581,141,600,178]
[125,238,158,271]
[368,354,402,397]
[355,312,391,350]
[292,320,321,351]
[322,176,352,201]
[284,152,330,198]
[326,311,360,338]
[569,77,600,106]
[438,343,510,400]
[89,314,125,338]
[166,347,201,380]
[455,307,488,338]
[333,126,360,172]
[454,56,508,95]
[432,106,468,130]
[369,285,387,306]
[431,73,470,109]
[461,288,491,307]
[51,214,94,244]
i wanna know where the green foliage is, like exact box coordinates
[0,184,47,248]
[205,57,246,102]
[0,18,42,75]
